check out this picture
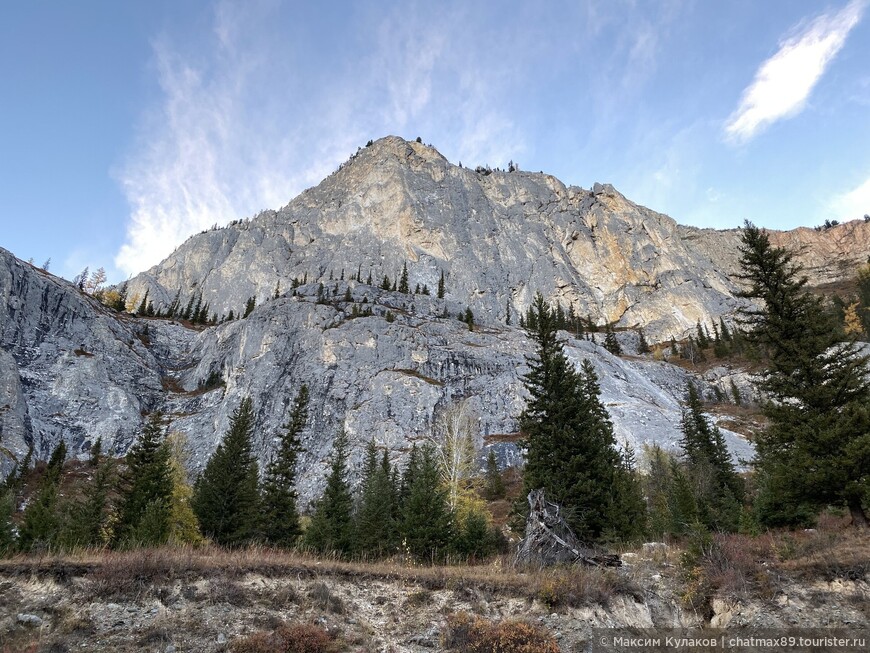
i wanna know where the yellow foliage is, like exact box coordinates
[844,302,863,336]
[165,432,204,546]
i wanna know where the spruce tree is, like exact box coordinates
[18,441,67,552]
[483,450,505,500]
[695,321,709,348]
[260,386,309,547]
[0,490,14,555]
[116,413,173,546]
[59,458,115,550]
[678,383,743,532]
[603,325,622,355]
[243,296,256,318]
[637,329,650,354]
[381,275,392,291]
[437,271,445,299]
[354,441,397,557]
[304,429,355,555]
[738,222,870,527]
[400,443,452,559]
[520,294,633,542]
[398,262,410,293]
[193,398,261,545]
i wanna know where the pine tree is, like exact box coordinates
[603,325,622,355]
[18,441,67,551]
[260,386,308,547]
[520,294,633,542]
[354,441,397,557]
[0,490,15,555]
[400,443,452,559]
[243,296,256,318]
[483,450,505,500]
[437,271,445,299]
[738,222,870,527]
[637,329,650,354]
[398,262,410,293]
[381,274,392,291]
[116,413,173,546]
[678,383,743,532]
[304,429,355,555]
[193,398,261,545]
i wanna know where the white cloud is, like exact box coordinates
[724,0,866,143]
[113,2,525,276]
[833,174,870,221]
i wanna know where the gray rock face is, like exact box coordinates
[0,249,164,467]
[0,247,752,501]
[124,136,748,342]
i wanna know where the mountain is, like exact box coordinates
[2,136,868,498]
[124,136,747,340]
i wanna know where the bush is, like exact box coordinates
[231,622,340,653]
[443,612,559,653]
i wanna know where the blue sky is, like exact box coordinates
[2,1,869,282]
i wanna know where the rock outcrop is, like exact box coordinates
[9,135,867,491]
[0,246,753,500]
[123,136,750,341]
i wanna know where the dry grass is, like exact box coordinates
[230,622,341,653]
[443,612,559,653]
[0,544,639,607]
[681,514,870,611]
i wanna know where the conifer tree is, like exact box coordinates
[18,441,67,551]
[113,282,128,312]
[398,262,410,293]
[520,294,637,542]
[0,490,14,555]
[260,386,309,547]
[243,296,256,318]
[193,398,261,545]
[165,433,203,546]
[381,274,392,291]
[464,307,475,332]
[483,450,505,500]
[637,329,650,354]
[137,290,149,317]
[695,321,709,348]
[739,221,870,527]
[678,383,743,532]
[116,413,173,546]
[505,300,512,326]
[355,440,397,557]
[603,325,621,355]
[305,429,354,555]
[400,443,452,559]
[60,457,115,549]
[437,271,445,299]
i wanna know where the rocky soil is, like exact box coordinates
[0,541,866,653]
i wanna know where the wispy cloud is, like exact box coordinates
[833,173,870,221]
[724,0,865,144]
[113,1,525,276]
